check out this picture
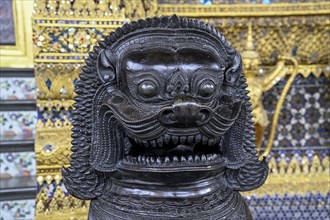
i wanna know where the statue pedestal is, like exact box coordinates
[88,190,251,220]
[86,158,254,219]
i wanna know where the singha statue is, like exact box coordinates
[63,15,268,220]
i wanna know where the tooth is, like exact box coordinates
[150,140,157,148]
[142,156,146,163]
[202,136,208,145]
[138,155,142,163]
[173,156,178,163]
[164,134,171,144]
[208,139,214,146]
[195,134,201,143]
[156,157,161,164]
[201,154,206,161]
[172,136,179,144]
[181,156,186,162]
[142,140,149,147]
[146,157,151,164]
[127,156,132,163]
[209,154,216,160]
[195,155,200,162]
[206,154,213,160]
[150,156,155,163]
[131,157,136,163]
[180,136,186,144]
[157,138,163,147]
[165,156,170,164]
[188,155,193,162]
[187,136,194,144]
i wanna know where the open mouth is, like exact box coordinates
[121,133,225,168]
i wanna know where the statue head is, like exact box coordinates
[63,15,268,202]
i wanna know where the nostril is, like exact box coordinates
[160,109,176,124]
[162,109,174,117]
[198,109,211,123]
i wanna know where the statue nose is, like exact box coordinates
[160,99,212,127]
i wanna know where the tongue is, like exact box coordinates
[168,144,194,156]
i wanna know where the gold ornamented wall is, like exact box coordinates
[32,1,330,219]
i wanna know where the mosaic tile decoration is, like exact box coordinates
[0,111,37,138]
[33,26,106,56]
[261,73,330,150]
[0,78,36,100]
[0,0,15,45]
[38,108,72,122]
[245,192,330,220]
[0,152,36,178]
[250,73,330,219]
[0,199,35,220]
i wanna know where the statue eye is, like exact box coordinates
[138,81,157,98]
[199,81,215,97]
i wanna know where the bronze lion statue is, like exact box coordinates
[63,15,268,220]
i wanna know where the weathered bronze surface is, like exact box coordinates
[63,15,268,220]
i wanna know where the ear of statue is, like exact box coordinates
[222,103,268,191]
[225,157,269,191]
[222,104,249,169]
[223,53,242,93]
[90,100,123,173]
[222,72,269,191]
[97,49,116,83]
